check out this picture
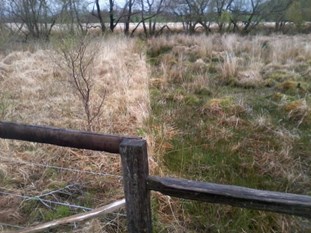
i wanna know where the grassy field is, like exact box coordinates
[0,33,310,232]
[0,35,149,232]
[146,34,311,232]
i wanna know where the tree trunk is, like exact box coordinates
[95,0,106,33]
[109,0,114,31]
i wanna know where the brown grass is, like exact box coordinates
[0,36,150,232]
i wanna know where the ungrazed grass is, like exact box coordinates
[0,35,150,232]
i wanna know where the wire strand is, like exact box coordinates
[0,155,122,179]
[0,189,92,211]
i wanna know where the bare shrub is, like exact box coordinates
[54,36,105,131]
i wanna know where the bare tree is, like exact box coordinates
[265,0,294,31]
[56,36,106,131]
[108,0,130,32]
[210,0,234,32]
[8,0,59,40]
[227,0,294,33]
[0,1,10,47]
[92,0,106,33]
[172,0,212,34]
[132,0,170,36]
[57,0,90,35]
[109,0,115,31]
[124,0,135,35]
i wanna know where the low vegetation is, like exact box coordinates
[146,34,311,232]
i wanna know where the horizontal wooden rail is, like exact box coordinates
[147,176,311,218]
[0,121,139,153]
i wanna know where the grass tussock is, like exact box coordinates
[147,33,311,233]
[0,35,150,232]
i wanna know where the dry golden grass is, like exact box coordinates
[0,35,150,232]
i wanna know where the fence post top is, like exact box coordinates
[120,138,147,147]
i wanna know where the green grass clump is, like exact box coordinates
[147,44,173,66]
[43,206,71,221]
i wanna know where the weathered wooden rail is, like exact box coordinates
[0,121,310,233]
[0,121,131,153]
[147,176,311,218]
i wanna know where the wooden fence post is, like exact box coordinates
[119,139,152,233]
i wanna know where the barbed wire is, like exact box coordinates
[0,188,93,211]
[0,222,24,229]
[37,184,79,198]
[0,144,125,230]
[0,155,122,179]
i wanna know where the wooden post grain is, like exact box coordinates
[120,139,152,233]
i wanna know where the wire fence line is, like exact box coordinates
[0,185,127,230]
[0,155,122,179]
[0,153,125,231]
[0,188,93,211]
[35,184,81,198]
[0,184,79,199]
[0,127,127,232]
[0,156,122,211]
[0,222,24,230]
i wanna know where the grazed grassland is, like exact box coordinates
[146,34,311,233]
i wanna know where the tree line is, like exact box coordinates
[0,0,311,39]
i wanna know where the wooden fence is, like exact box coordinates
[0,121,310,233]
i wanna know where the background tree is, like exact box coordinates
[260,0,294,31]
[108,0,132,32]
[59,0,89,34]
[8,0,60,40]
[300,0,311,21]
[0,1,11,47]
[228,0,267,33]
[133,0,170,36]
[92,0,106,33]
[286,0,303,29]
[171,0,212,34]
[210,0,234,32]
[124,0,135,35]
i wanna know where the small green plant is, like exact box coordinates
[43,206,71,221]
